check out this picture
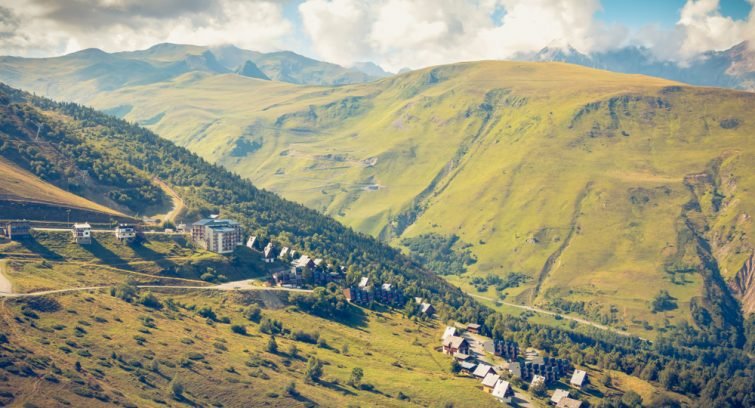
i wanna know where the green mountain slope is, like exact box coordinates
[1,83,753,407]
[0,43,379,104]
[69,61,755,336]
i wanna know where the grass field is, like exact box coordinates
[0,158,125,218]
[0,231,272,293]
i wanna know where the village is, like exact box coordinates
[440,322,588,407]
[3,218,594,406]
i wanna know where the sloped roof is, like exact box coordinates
[473,363,493,378]
[359,277,370,288]
[570,370,587,386]
[442,326,457,341]
[73,222,91,229]
[420,303,434,313]
[551,389,570,404]
[492,380,511,399]
[482,373,500,388]
[444,335,467,349]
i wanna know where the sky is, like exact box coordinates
[1,0,753,72]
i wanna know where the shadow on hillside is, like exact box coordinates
[18,237,63,261]
[319,380,357,396]
[289,392,317,405]
[81,239,133,270]
[334,305,368,330]
[130,239,177,271]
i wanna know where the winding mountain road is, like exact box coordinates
[467,292,650,342]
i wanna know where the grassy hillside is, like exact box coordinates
[0,82,752,406]
[0,233,698,407]
[64,61,754,336]
[0,157,128,221]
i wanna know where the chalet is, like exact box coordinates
[467,323,481,334]
[442,326,457,341]
[72,223,92,245]
[420,303,435,315]
[263,243,276,262]
[279,247,289,260]
[358,277,370,289]
[414,297,424,304]
[492,380,514,404]
[570,370,587,389]
[176,223,187,233]
[443,336,469,355]
[3,221,31,240]
[314,258,324,268]
[481,373,500,393]
[531,374,546,388]
[292,255,315,269]
[556,397,583,408]
[114,223,137,242]
[472,363,494,379]
[191,219,243,254]
[246,236,257,250]
[550,389,570,405]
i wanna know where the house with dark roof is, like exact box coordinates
[466,323,481,334]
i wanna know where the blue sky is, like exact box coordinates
[598,0,751,27]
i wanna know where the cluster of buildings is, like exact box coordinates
[439,324,587,406]
[1,221,139,245]
[342,278,407,308]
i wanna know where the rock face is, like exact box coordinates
[729,253,755,314]
[237,60,270,80]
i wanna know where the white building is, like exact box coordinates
[114,224,137,242]
[72,223,91,245]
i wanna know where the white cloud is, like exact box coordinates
[298,0,626,72]
[676,0,755,58]
[0,0,293,57]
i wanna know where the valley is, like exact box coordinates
[12,55,751,338]
[0,46,753,406]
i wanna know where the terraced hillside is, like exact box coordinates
[50,61,754,336]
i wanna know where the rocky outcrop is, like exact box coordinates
[729,253,755,314]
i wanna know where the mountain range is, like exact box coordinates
[521,41,755,91]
